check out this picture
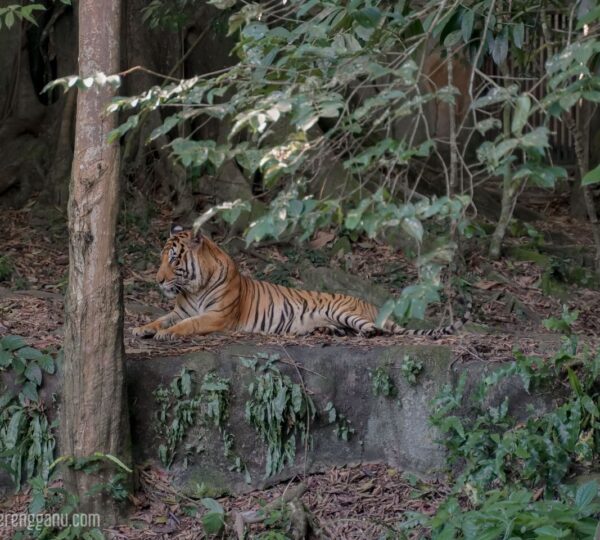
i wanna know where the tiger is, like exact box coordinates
[132,225,471,341]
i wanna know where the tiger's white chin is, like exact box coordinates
[160,287,177,299]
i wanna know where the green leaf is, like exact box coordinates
[85,530,105,540]
[401,217,423,243]
[202,497,224,514]
[345,200,370,230]
[24,362,43,386]
[520,127,550,148]
[577,5,600,29]
[375,299,395,329]
[11,355,26,375]
[512,22,524,49]
[582,164,600,186]
[575,481,598,511]
[491,33,508,66]
[6,410,23,448]
[0,349,12,368]
[202,510,225,534]
[29,492,46,514]
[0,391,14,409]
[461,9,474,43]
[533,525,569,537]
[108,114,138,144]
[443,30,462,48]
[18,347,44,361]
[208,0,237,10]
[353,6,381,28]
[566,368,583,396]
[149,114,180,141]
[444,416,465,438]
[5,9,14,29]
[37,355,55,374]
[582,394,599,416]
[20,382,39,402]
[511,95,531,135]
[102,453,133,473]
[582,90,600,102]
[1,335,26,351]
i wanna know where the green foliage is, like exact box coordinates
[154,368,202,468]
[201,497,225,535]
[431,327,600,497]
[102,0,476,299]
[153,368,248,478]
[400,308,600,537]
[51,0,600,266]
[416,482,600,540]
[42,72,121,95]
[542,305,579,336]
[142,0,206,31]
[13,475,105,540]
[324,401,354,441]
[257,501,295,539]
[200,372,249,481]
[473,87,568,189]
[50,452,132,503]
[0,254,14,281]
[0,335,56,491]
[0,338,109,539]
[582,163,600,186]
[242,354,316,477]
[201,372,231,429]
[370,366,397,398]
[400,355,423,386]
[0,4,45,29]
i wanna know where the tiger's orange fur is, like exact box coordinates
[132,227,470,341]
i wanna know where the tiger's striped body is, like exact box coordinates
[132,227,469,341]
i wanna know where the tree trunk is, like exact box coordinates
[564,109,600,272]
[61,0,130,524]
[489,99,522,260]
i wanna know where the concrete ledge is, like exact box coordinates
[1,342,552,497]
[127,344,453,495]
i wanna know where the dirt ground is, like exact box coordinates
[1,191,600,538]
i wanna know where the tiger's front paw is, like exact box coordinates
[132,325,157,338]
[154,329,177,341]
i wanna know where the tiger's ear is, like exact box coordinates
[170,224,186,236]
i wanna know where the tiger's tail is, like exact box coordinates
[383,299,472,339]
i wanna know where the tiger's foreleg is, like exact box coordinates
[132,311,180,338]
[154,312,229,341]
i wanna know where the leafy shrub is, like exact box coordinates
[411,309,600,538]
[243,354,316,477]
[0,335,56,490]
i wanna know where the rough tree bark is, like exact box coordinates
[61,0,131,523]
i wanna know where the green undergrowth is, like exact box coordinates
[0,335,57,491]
[155,353,354,482]
[241,353,317,478]
[154,368,248,480]
[391,308,600,539]
[0,335,115,540]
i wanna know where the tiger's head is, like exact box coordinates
[156,225,223,298]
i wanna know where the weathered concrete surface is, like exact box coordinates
[127,344,452,496]
[1,341,557,498]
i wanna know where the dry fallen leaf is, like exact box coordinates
[473,280,502,290]
[309,230,336,249]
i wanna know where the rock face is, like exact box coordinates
[1,341,554,497]
[127,344,452,495]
